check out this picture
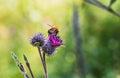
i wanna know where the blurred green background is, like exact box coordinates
[0,0,120,78]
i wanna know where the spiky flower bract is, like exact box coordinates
[42,39,56,56]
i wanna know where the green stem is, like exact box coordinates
[43,52,48,78]
[24,55,34,78]
[26,62,34,78]
[37,47,48,78]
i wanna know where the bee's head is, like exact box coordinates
[48,25,59,36]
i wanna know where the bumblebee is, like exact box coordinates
[48,24,59,36]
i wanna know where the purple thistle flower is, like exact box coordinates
[42,40,56,56]
[49,35,63,47]
[30,33,45,47]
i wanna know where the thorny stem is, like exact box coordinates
[37,47,48,78]
[19,63,29,78]
[11,52,29,78]
[23,72,29,78]
[73,4,86,78]
[85,0,120,17]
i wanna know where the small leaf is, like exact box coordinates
[109,0,117,7]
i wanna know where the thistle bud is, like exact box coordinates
[30,33,45,47]
[42,40,56,56]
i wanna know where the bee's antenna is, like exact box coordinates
[47,24,52,27]
[47,24,54,28]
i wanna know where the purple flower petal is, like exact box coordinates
[49,35,63,47]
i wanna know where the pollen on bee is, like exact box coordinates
[53,25,59,31]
